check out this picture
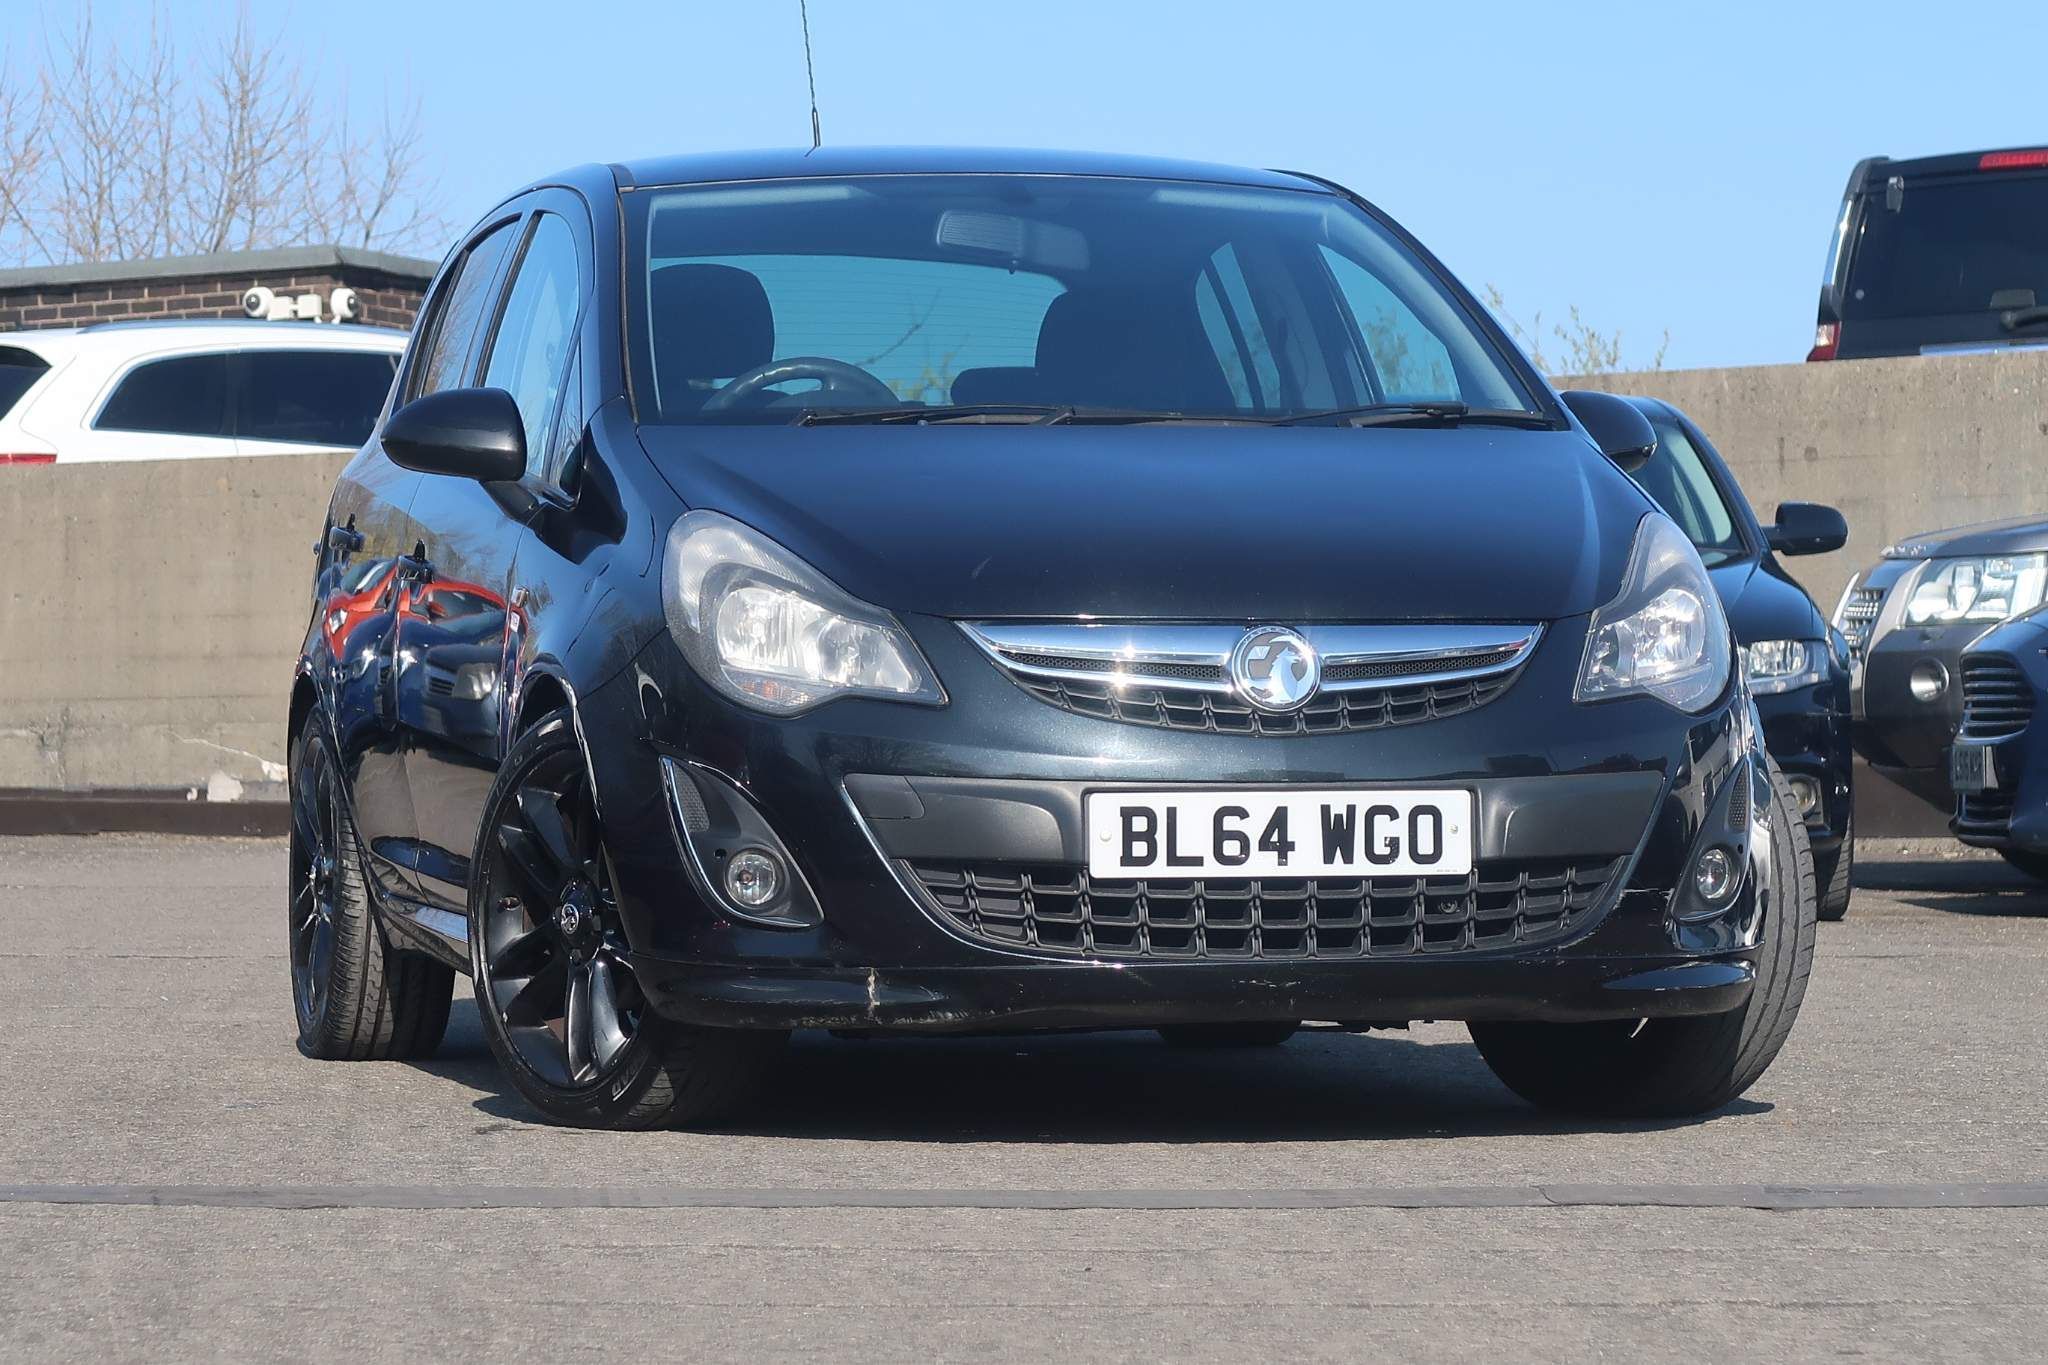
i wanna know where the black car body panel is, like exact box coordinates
[294,149,1781,1036]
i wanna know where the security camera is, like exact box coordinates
[241,285,275,319]
[328,287,359,323]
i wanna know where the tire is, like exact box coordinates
[1159,1021,1301,1047]
[1997,849,2048,883]
[1816,813,1853,922]
[1468,765,1818,1119]
[288,711,453,1061]
[469,710,786,1129]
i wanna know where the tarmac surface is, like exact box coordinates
[1,833,2043,1361]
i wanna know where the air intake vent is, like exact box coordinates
[1960,655,2034,740]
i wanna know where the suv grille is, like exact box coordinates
[905,857,1623,960]
[1960,655,2033,739]
[1838,585,1885,661]
[1009,670,1522,736]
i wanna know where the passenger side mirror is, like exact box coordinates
[1766,501,1848,556]
[1558,390,1658,473]
[382,387,525,483]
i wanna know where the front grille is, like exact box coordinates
[1012,671,1522,737]
[905,857,1624,960]
[1960,655,2034,739]
[1838,585,1884,661]
[1956,789,2016,840]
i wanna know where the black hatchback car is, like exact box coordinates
[287,148,1816,1129]
[1619,397,1854,917]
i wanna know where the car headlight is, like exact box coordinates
[1741,639,1826,695]
[1902,553,2048,626]
[1575,512,1732,712]
[662,510,944,715]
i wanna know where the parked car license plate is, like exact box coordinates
[1951,741,1997,793]
[1084,789,1474,879]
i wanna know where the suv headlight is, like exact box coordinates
[1902,553,2048,626]
[1741,639,1826,695]
[1575,512,1732,713]
[662,510,944,715]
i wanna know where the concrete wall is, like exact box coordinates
[0,453,347,795]
[2,350,2046,798]
[1569,349,2048,613]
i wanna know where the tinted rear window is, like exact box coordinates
[238,350,396,446]
[1842,172,2048,319]
[95,354,230,437]
[0,347,50,420]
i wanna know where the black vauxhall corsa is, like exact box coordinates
[287,148,1818,1129]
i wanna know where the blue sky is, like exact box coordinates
[12,0,2046,369]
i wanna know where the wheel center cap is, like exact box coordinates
[555,900,586,937]
[555,882,599,948]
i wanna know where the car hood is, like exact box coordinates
[1708,558,1826,645]
[639,425,1644,621]
[1882,515,2048,560]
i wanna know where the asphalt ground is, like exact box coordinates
[1,834,2043,1361]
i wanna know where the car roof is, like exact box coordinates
[607,145,1331,194]
[0,319,408,361]
[1849,145,2048,186]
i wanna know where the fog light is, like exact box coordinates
[1908,659,1948,703]
[723,848,785,909]
[1786,774,1822,822]
[1693,846,1738,904]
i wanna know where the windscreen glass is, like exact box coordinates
[1842,172,2048,320]
[628,175,1536,422]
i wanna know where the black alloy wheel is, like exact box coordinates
[288,712,452,1060]
[471,711,784,1128]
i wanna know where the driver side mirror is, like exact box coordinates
[383,387,526,483]
[1766,501,1848,556]
[1558,390,1658,473]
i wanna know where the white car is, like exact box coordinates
[0,319,407,465]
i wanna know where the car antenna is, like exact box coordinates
[799,0,823,150]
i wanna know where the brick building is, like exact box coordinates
[0,244,438,333]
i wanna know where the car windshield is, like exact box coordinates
[1842,171,2048,320]
[1632,417,1746,565]
[626,174,1540,424]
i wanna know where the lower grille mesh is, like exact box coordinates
[905,858,1623,960]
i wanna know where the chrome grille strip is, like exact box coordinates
[961,621,1543,697]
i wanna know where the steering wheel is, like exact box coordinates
[699,356,899,412]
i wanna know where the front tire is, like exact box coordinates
[287,712,452,1060]
[1815,813,1853,921]
[469,711,785,1129]
[1469,768,1818,1119]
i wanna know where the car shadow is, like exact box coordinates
[1857,856,2048,917]
[421,999,1770,1141]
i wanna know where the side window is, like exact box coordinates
[94,354,231,437]
[236,351,399,447]
[1320,246,1457,402]
[482,213,583,475]
[408,219,519,400]
[545,350,585,488]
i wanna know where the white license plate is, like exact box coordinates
[1951,741,1997,793]
[1084,788,1473,879]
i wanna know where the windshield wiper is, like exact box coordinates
[1274,402,1557,429]
[795,404,1078,426]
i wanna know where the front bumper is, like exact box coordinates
[1753,672,1852,857]
[1949,626,2048,853]
[583,615,1770,1032]
[1854,615,1992,809]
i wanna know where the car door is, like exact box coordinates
[338,213,522,909]
[399,199,589,913]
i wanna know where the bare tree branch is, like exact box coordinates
[0,2,447,267]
